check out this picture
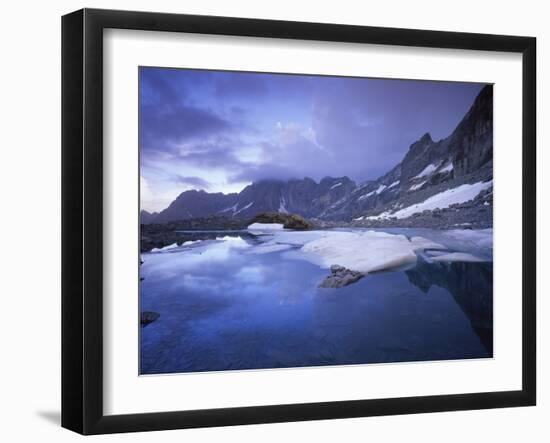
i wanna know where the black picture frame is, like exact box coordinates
[62,8,537,435]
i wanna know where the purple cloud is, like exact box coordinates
[174,175,211,190]
[139,67,486,210]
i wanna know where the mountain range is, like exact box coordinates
[141,85,493,225]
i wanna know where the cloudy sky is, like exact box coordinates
[139,67,484,212]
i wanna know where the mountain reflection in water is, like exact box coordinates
[406,258,493,354]
[140,231,493,375]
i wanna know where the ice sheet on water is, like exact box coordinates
[246,243,294,254]
[151,240,203,253]
[151,242,179,252]
[246,226,493,270]
[300,231,415,273]
[247,223,285,231]
[431,252,488,263]
[409,236,446,251]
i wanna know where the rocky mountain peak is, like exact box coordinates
[316,85,493,222]
[419,132,433,144]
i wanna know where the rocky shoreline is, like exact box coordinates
[140,216,249,252]
[140,212,313,252]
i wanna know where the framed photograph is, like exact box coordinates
[62,8,536,435]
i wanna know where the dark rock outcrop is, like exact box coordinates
[251,212,313,230]
[448,85,493,177]
[140,311,160,327]
[319,265,364,288]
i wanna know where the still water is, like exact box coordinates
[140,231,492,375]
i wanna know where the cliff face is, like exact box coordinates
[320,85,493,222]
[143,85,493,225]
[448,85,493,177]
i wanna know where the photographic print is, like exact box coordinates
[139,67,493,375]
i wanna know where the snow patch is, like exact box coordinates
[358,193,372,201]
[388,181,400,189]
[413,162,439,179]
[409,181,427,191]
[247,223,285,231]
[364,210,392,221]
[358,184,387,201]
[234,201,254,215]
[330,182,342,189]
[278,196,288,213]
[367,181,493,220]
[219,203,238,214]
[439,162,454,173]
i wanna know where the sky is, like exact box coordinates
[139,67,485,212]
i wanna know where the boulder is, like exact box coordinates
[319,264,364,288]
[140,311,160,327]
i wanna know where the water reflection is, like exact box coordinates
[140,233,493,374]
[406,258,493,354]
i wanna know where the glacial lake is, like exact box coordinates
[140,228,493,375]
